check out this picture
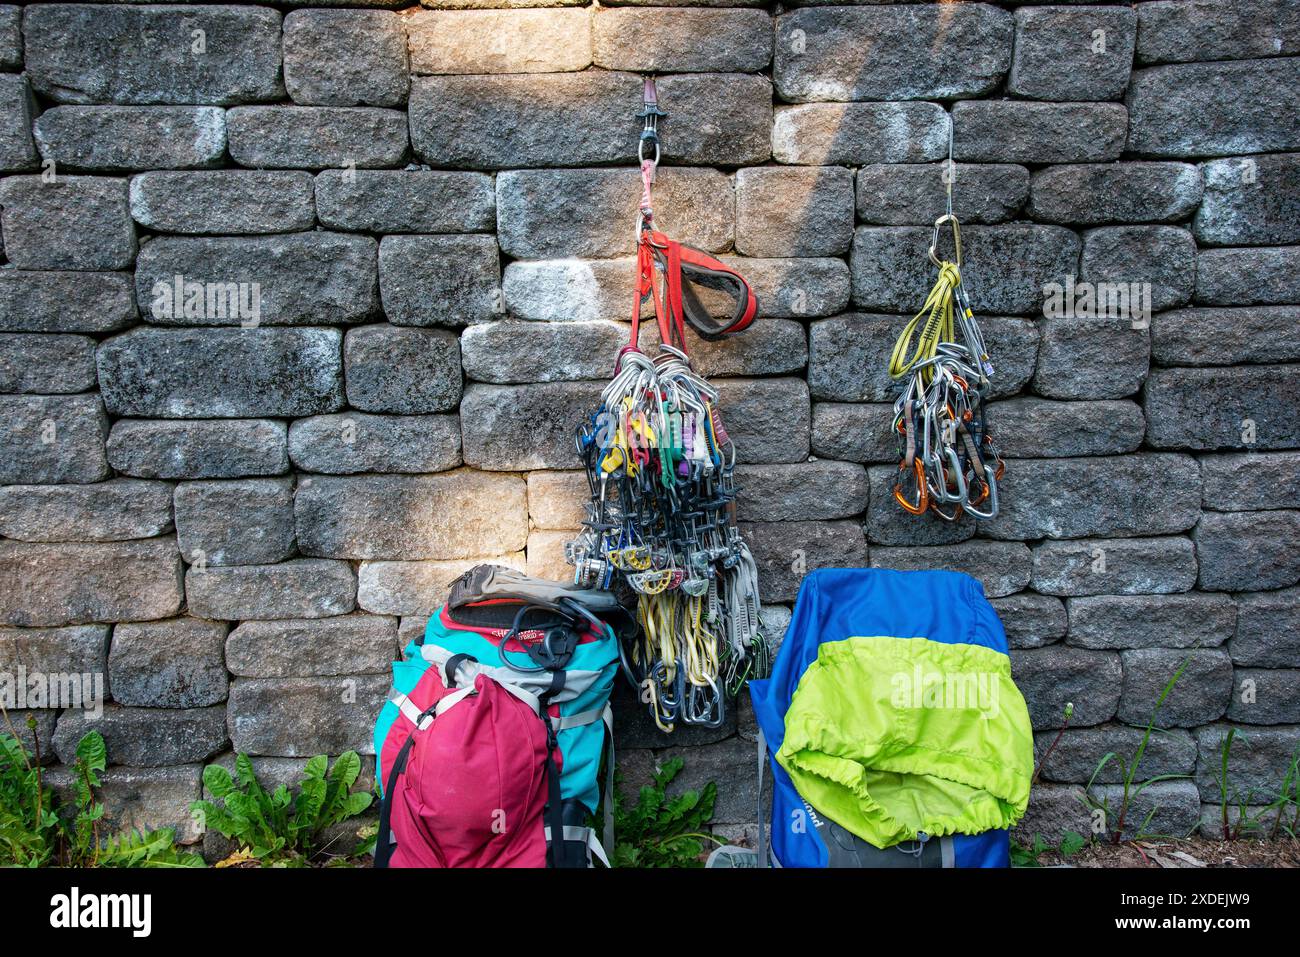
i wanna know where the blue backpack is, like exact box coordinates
[749,568,1034,868]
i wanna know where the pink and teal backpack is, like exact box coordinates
[372,565,631,868]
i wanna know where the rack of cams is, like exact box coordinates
[567,346,767,731]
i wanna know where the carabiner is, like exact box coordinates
[929,213,962,268]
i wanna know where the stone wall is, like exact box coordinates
[0,1,1298,856]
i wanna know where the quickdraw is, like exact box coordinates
[566,78,768,732]
[887,148,1004,522]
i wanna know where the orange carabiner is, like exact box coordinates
[893,458,928,515]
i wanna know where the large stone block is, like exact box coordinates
[0,271,137,334]
[654,73,772,165]
[501,258,632,323]
[1193,154,1300,246]
[410,71,638,169]
[1067,594,1236,650]
[497,167,733,259]
[1032,536,1198,597]
[129,171,317,235]
[987,398,1145,458]
[1,395,109,485]
[34,106,225,173]
[855,163,1028,225]
[871,541,1031,599]
[991,593,1067,650]
[1008,5,1136,101]
[1227,668,1300,725]
[174,478,296,567]
[186,559,357,621]
[107,419,289,480]
[54,704,226,766]
[0,538,182,630]
[0,176,135,270]
[1195,723,1300,804]
[1135,0,1299,64]
[0,6,17,71]
[0,333,97,394]
[378,235,501,327]
[772,102,949,165]
[810,313,1038,402]
[0,480,173,543]
[97,328,345,418]
[289,413,462,475]
[315,170,495,234]
[526,470,588,531]
[1034,318,1150,400]
[1151,307,1300,366]
[953,101,1128,163]
[1194,510,1300,591]
[811,402,895,465]
[461,320,623,384]
[136,234,380,326]
[734,461,868,522]
[295,471,528,560]
[1011,645,1122,729]
[637,313,811,374]
[739,520,868,604]
[593,7,771,72]
[357,554,527,616]
[344,325,462,414]
[0,71,37,171]
[460,381,603,471]
[1196,246,1300,307]
[109,618,229,708]
[408,8,591,74]
[1027,162,1202,225]
[851,225,1080,316]
[716,378,810,465]
[1126,58,1300,156]
[284,9,408,107]
[1080,226,1195,312]
[1118,649,1233,727]
[1144,365,1300,450]
[1201,452,1300,512]
[227,107,408,169]
[773,6,1012,101]
[983,455,1202,542]
[1231,587,1300,667]
[1035,724,1197,784]
[24,4,283,105]
[0,623,108,684]
[227,675,388,756]
[734,166,853,258]
[226,614,397,678]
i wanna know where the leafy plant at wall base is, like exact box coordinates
[1212,734,1299,842]
[0,719,201,867]
[1084,658,1191,845]
[0,716,60,867]
[1011,830,1086,868]
[612,756,722,868]
[191,751,373,865]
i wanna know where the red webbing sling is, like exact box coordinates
[629,79,758,353]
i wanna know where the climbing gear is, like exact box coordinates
[372,565,631,868]
[887,138,1003,521]
[750,568,1034,868]
[566,78,768,733]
